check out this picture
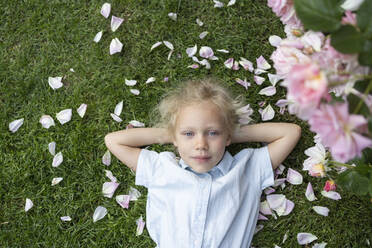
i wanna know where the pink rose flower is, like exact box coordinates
[270,46,311,77]
[286,63,328,106]
[323,180,336,192]
[309,103,372,163]
[309,163,326,177]
[341,11,357,26]
[267,0,302,26]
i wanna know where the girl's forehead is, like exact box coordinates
[175,101,226,126]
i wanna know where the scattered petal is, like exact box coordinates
[254,76,265,85]
[312,242,328,248]
[60,216,72,221]
[237,104,254,124]
[256,55,271,70]
[77,104,87,118]
[264,187,276,195]
[209,56,219,60]
[163,41,174,50]
[9,118,24,133]
[258,213,268,220]
[25,198,33,212]
[227,0,236,6]
[48,141,56,156]
[110,38,123,55]
[39,115,55,129]
[56,109,72,125]
[51,177,63,186]
[186,45,197,57]
[125,79,137,86]
[232,61,239,70]
[167,50,173,60]
[276,164,286,175]
[254,224,264,234]
[282,199,294,216]
[192,56,201,64]
[150,41,162,51]
[164,77,169,82]
[213,0,224,8]
[286,168,303,185]
[200,59,211,69]
[282,230,289,244]
[199,46,214,59]
[260,104,275,121]
[116,195,131,209]
[130,89,140,95]
[48,76,63,90]
[102,150,111,166]
[145,77,156,84]
[136,215,145,236]
[93,31,103,43]
[129,120,145,127]
[274,178,286,187]
[111,113,123,122]
[69,68,75,72]
[268,73,282,86]
[105,170,117,182]
[297,233,318,245]
[260,200,273,216]
[267,194,287,216]
[217,49,229,53]
[93,206,107,222]
[259,86,277,96]
[168,12,177,21]
[239,57,254,72]
[305,182,317,201]
[312,206,329,216]
[235,78,250,90]
[102,181,120,198]
[52,152,63,167]
[321,190,341,200]
[100,3,111,18]
[269,35,282,47]
[111,16,124,32]
[114,101,123,117]
[199,31,209,39]
[254,68,267,75]
[196,18,204,26]
[129,186,141,201]
[188,64,199,69]
[224,58,234,69]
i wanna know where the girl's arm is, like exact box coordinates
[104,128,172,172]
[232,122,301,170]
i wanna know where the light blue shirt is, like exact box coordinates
[135,146,274,248]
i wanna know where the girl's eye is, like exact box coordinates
[209,130,219,136]
[183,131,193,136]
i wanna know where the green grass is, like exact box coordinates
[1,0,371,247]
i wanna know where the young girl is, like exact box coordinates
[105,78,301,248]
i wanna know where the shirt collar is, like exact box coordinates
[179,151,234,176]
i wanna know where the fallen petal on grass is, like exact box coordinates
[77,104,87,118]
[102,181,120,198]
[114,101,123,116]
[125,79,137,86]
[150,41,162,51]
[305,182,317,201]
[105,170,117,182]
[256,55,271,70]
[254,224,264,234]
[297,232,318,245]
[48,76,63,90]
[102,150,111,166]
[239,57,254,72]
[51,177,63,186]
[129,120,145,127]
[9,118,24,133]
[199,31,209,39]
[25,198,33,212]
[259,86,277,96]
[110,113,123,122]
[199,46,213,58]
[213,0,224,8]
[286,168,303,185]
[130,89,140,95]
[312,242,327,248]
[129,187,141,201]
[93,206,107,222]
[136,215,145,235]
[224,58,234,69]
[48,141,56,156]
[227,0,236,6]
[217,49,229,53]
[93,31,103,43]
[52,152,63,167]
[145,77,156,84]
[254,76,265,85]
[196,18,204,26]
[260,200,273,215]
[168,12,177,21]
[116,195,131,209]
[60,216,71,221]
[260,104,275,121]
[111,16,124,32]
[312,206,329,216]
[56,109,72,125]
[40,115,55,129]
[321,190,341,200]
[163,41,174,50]
[100,3,111,18]
[110,38,123,55]
[267,194,287,216]
[269,35,282,47]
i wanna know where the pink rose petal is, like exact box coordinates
[111,16,124,32]
[258,213,268,220]
[286,168,303,185]
[136,215,145,236]
[224,58,234,69]
[239,57,254,72]
[100,3,111,18]
[186,45,197,57]
[116,195,131,209]
[254,75,265,85]
[282,199,294,216]
[109,38,123,55]
[260,104,275,121]
[269,35,282,47]
[321,190,341,200]
[199,46,214,59]
[297,232,318,245]
[199,31,209,39]
[259,86,277,96]
[256,55,271,70]
[105,170,117,182]
[102,181,120,198]
[235,78,250,90]
[129,186,141,201]
[260,201,273,215]
[40,115,55,129]
[305,182,317,201]
[312,206,329,216]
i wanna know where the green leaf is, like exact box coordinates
[357,0,372,37]
[294,0,343,32]
[369,174,372,197]
[361,148,372,165]
[330,25,364,54]
[329,92,345,103]
[358,39,372,66]
[347,92,371,116]
[353,79,370,93]
[337,170,369,195]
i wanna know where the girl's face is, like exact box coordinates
[173,101,231,173]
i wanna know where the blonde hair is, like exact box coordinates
[154,78,244,138]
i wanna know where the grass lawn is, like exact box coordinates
[1,0,371,247]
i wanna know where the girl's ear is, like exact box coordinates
[226,134,231,147]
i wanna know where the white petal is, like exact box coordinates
[9,118,24,133]
[136,215,145,236]
[224,58,234,69]
[93,206,107,222]
[254,68,267,75]
[282,230,289,244]
[260,200,273,215]
[217,49,229,53]
[188,64,199,69]
[100,3,111,18]
[254,76,265,85]
[297,233,318,245]
[109,38,123,55]
[125,79,137,86]
[129,186,141,201]
[286,168,303,185]
[269,35,282,47]
[69,68,75,72]
[56,109,72,125]
[114,101,123,116]
[52,152,63,167]
[51,177,63,186]
[268,73,282,86]
[200,59,211,69]
[163,41,174,50]
[111,16,124,32]
[321,190,341,200]
[25,198,33,212]
[77,103,87,118]
[227,0,236,6]
[167,50,173,60]
[186,45,198,57]
[239,57,254,72]
[48,141,56,156]
[130,89,140,95]
[116,195,131,209]
[312,242,328,248]
[274,178,286,187]
[48,76,63,90]
[150,41,162,51]
[196,18,204,26]
[39,115,55,129]
[276,164,286,175]
[260,104,275,121]
[102,181,120,198]
[102,150,111,166]
[213,0,224,8]
[341,0,365,11]
[168,12,177,21]
[256,55,271,70]
[264,187,275,195]
[129,120,145,127]
[267,194,287,216]
[145,77,156,84]
[232,61,239,70]
[312,206,329,216]
[93,31,103,43]
[209,56,219,60]
[105,170,117,182]
[305,182,317,201]
[259,86,277,96]
[235,78,250,90]
[282,199,295,216]
[199,31,209,39]
[192,56,201,64]
[110,113,123,122]
[60,216,72,221]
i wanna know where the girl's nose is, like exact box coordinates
[196,135,208,150]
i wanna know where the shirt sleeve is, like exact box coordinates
[135,149,160,188]
[253,146,274,190]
